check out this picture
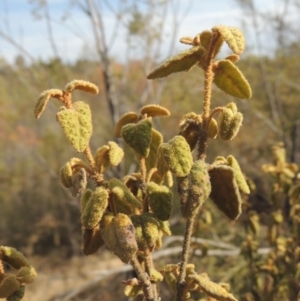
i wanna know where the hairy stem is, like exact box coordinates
[108,194,117,216]
[197,32,220,160]
[61,91,73,109]
[140,157,147,183]
[207,107,224,127]
[177,33,221,301]
[140,157,149,212]
[130,256,155,301]
[176,217,195,301]
[84,146,96,169]
[144,249,158,300]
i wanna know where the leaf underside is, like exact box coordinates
[214,60,252,99]
[147,46,206,79]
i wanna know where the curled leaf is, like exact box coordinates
[213,60,252,99]
[147,46,206,79]
[218,107,243,141]
[59,158,89,188]
[208,118,218,139]
[225,54,240,63]
[0,247,30,269]
[16,266,37,284]
[70,168,87,197]
[64,80,99,94]
[94,142,124,173]
[225,102,238,113]
[124,284,143,298]
[59,161,73,188]
[81,189,93,215]
[189,274,238,301]
[82,224,105,255]
[145,129,163,172]
[94,145,110,173]
[213,25,245,55]
[200,30,212,50]
[179,36,193,45]
[34,89,63,119]
[140,104,170,117]
[114,112,139,138]
[227,155,250,193]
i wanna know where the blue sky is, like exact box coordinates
[0,0,298,64]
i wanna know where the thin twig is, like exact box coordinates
[176,217,194,301]
[130,256,155,301]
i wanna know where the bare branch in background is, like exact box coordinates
[44,0,59,58]
[0,28,36,63]
[80,0,119,126]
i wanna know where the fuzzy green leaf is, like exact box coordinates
[56,101,92,152]
[108,141,124,166]
[16,266,37,284]
[122,119,152,157]
[218,107,243,141]
[157,136,193,177]
[213,25,245,55]
[200,30,212,50]
[147,46,206,79]
[147,182,173,221]
[101,213,138,263]
[131,213,160,251]
[214,60,252,99]
[0,247,30,269]
[34,89,63,119]
[81,189,93,215]
[0,275,20,299]
[208,118,218,139]
[177,160,211,218]
[94,145,110,173]
[81,187,108,229]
